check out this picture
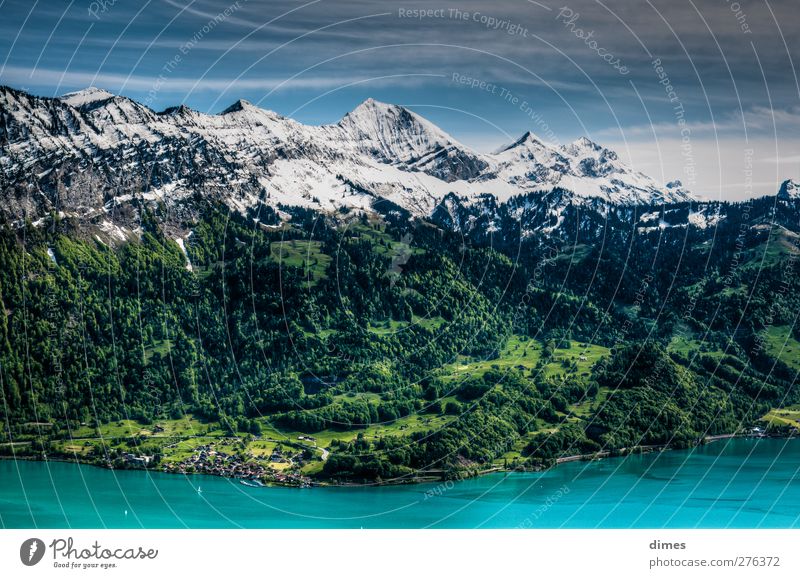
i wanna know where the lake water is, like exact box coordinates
[2,438,799,528]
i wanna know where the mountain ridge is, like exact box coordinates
[0,85,698,227]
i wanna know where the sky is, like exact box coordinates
[1,0,798,200]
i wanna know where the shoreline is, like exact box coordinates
[552,432,752,465]
[3,435,799,530]
[1,431,788,488]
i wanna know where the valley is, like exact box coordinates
[1,85,799,485]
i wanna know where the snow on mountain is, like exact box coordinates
[59,87,115,108]
[337,98,487,182]
[492,131,569,186]
[778,179,799,200]
[0,85,695,227]
[557,136,691,204]
[487,132,692,205]
[686,203,723,229]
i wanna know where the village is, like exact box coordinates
[111,437,317,487]
[160,441,315,487]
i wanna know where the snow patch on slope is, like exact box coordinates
[59,87,115,108]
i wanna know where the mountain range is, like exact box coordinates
[2,85,800,484]
[1,85,696,231]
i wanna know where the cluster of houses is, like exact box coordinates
[162,442,313,487]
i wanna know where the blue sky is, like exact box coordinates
[1,0,798,199]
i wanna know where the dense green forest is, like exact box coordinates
[1,194,798,483]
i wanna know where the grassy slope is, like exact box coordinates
[759,326,800,427]
[440,336,609,384]
[270,240,332,285]
[761,326,800,372]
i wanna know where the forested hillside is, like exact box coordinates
[1,194,798,483]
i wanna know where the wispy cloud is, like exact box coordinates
[1,65,444,103]
[596,106,800,140]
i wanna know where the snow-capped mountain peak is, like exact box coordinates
[337,98,487,182]
[59,87,115,108]
[569,135,602,150]
[496,131,532,153]
[221,98,259,114]
[159,104,194,117]
[778,179,799,199]
[219,98,288,120]
[495,131,555,154]
[562,136,614,159]
[338,97,461,158]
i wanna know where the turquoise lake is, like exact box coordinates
[2,438,799,528]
